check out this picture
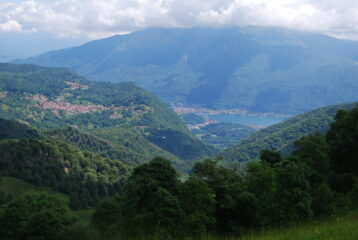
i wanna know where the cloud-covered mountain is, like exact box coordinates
[19,27,358,114]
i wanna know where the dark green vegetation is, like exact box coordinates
[0,102,357,240]
[221,102,358,163]
[18,27,358,114]
[0,118,39,140]
[192,122,256,148]
[0,138,129,209]
[0,191,96,240]
[87,106,357,239]
[0,63,213,167]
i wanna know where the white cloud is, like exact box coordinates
[0,0,357,40]
[0,20,23,32]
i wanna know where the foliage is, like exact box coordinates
[91,106,358,239]
[0,118,39,140]
[0,191,76,240]
[192,158,245,233]
[114,157,183,239]
[0,138,129,208]
[326,107,358,176]
[259,149,282,166]
[179,176,216,235]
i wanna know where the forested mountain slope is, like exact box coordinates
[221,102,358,163]
[18,27,358,114]
[0,63,214,168]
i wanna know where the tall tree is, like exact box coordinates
[193,158,243,233]
[179,176,216,236]
[326,107,358,176]
[117,157,183,239]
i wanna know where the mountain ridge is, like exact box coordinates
[16,27,358,114]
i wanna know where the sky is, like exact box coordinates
[1,0,358,60]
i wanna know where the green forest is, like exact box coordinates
[1,102,357,239]
[0,63,214,171]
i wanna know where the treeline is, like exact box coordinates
[91,106,358,239]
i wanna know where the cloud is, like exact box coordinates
[0,0,357,40]
[0,20,23,32]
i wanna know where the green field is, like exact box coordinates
[183,210,358,240]
[0,176,69,204]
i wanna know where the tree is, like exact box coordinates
[244,161,278,227]
[260,149,281,166]
[193,158,243,233]
[276,157,313,224]
[292,134,330,187]
[116,157,183,239]
[311,183,335,216]
[326,107,358,176]
[179,176,216,236]
[91,196,122,234]
[0,191,75,240]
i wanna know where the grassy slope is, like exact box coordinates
[237,210,358,240]
[221,102,358,163]
[0,176,69,204]
[181,210,358,240]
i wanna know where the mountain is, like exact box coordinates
[17,27,358,114]
[220,102,358,163]
[0,63,214,168]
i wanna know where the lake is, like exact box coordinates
[209,114,288,127]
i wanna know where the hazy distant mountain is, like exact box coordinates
[18,27,358,114]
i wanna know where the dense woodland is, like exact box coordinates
[0,104,357,240]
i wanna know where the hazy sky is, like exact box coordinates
[1,0,358,59]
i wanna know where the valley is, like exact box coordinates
[0,18,357,240]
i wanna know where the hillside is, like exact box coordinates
[0,138,129,209]
[0,63,213,166]
[221,102,358,163]
[191,122,257,149]
[18,27,358,114]
[0,118,39,140]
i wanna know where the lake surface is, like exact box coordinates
[209,114,288,127]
